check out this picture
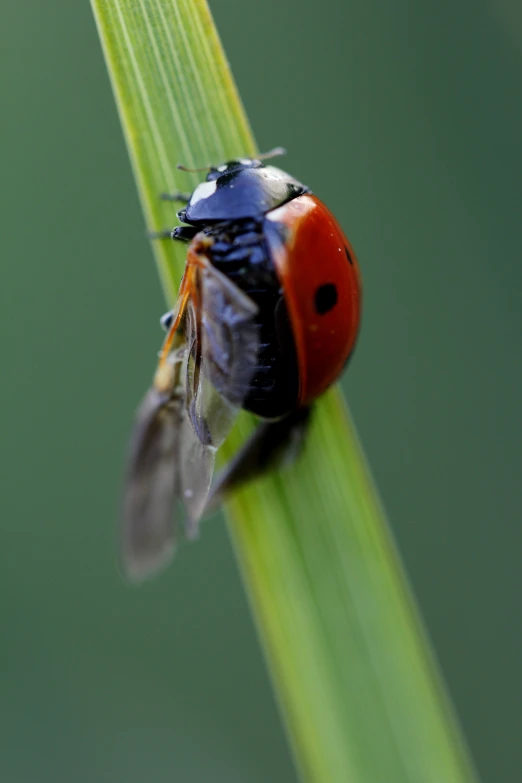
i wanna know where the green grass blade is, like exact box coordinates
[90,2,479,781]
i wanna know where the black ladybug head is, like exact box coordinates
[206,158,262,182]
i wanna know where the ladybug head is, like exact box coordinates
[206,158,262,182]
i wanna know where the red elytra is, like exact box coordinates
[265,193,361,406]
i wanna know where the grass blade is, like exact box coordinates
[90,1,479,780]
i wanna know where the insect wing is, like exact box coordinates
[122,386,182,582]
[187,263,260,447]
[122,258,262,570]
[201,263,260,408]
[180,298,232,536]
[178,408,215,538]
[179,263,260,536]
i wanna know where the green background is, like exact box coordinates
[1,1,521,780]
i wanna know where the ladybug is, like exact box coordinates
[122,149,361,580]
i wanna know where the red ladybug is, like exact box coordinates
[123,149,361,579]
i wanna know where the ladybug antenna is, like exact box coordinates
[257,146,287,161]
[176,147,286,173]
[176,162,212,173]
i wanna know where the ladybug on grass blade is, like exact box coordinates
[123,148,361,580]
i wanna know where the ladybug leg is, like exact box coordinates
[147,228,176,240]
[172,226,199,242]
[147,226,199,242]
[147,192,197,241]
[159,310,174,332]
[206,407,312,511]
[160,191,191,203]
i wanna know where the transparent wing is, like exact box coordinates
[122,255,261,572]
[200,262,260,407]
[180,262,260,536]
[186,263,260,447]
[178,403,216,538]
[121,385,183,582]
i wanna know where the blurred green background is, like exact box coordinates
[1,0,521,780]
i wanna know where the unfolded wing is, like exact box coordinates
[122,386,183,582]
[186,262,260,446]
[181,261,260,535]
[122,253,261,574]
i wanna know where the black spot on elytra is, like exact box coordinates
[314,283,338,314]
[345,246,353,265]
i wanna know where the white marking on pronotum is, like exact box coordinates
[261,166,288,181]
[190,179,217,204]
